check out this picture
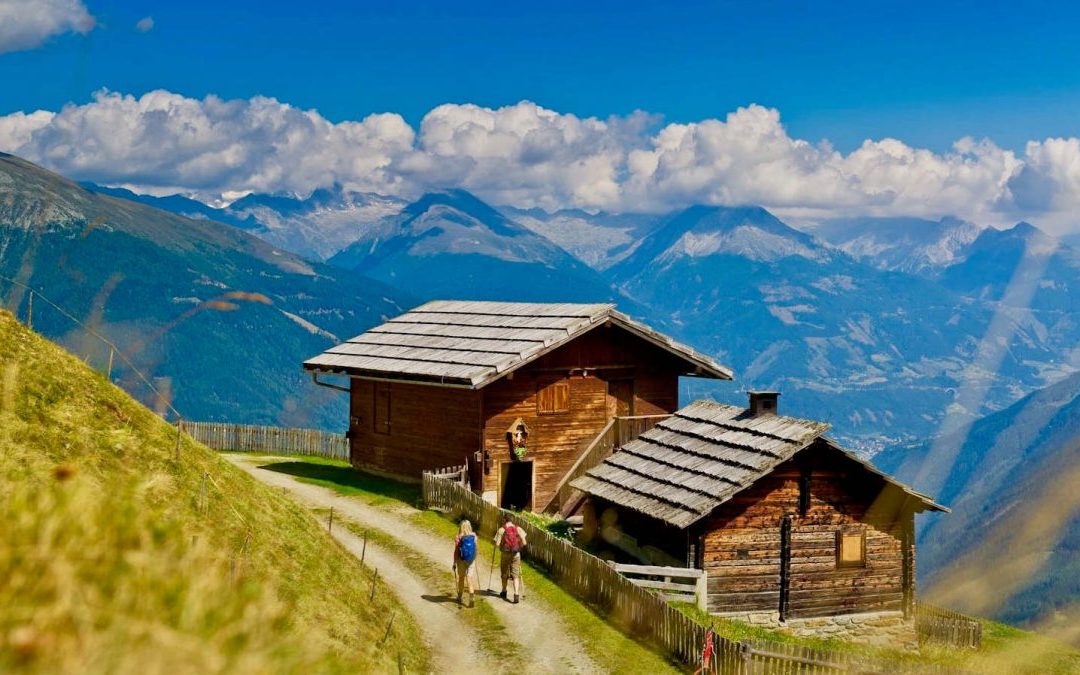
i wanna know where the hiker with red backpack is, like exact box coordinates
[493,514,527,603]
[452,519,479,607]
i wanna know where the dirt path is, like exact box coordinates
[227,456,601,674]
[316,519,496,673]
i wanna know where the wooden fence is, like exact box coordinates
[424,471,976,674]
[430,463,470,489]
[180,421,349,460]
[613,562,707,610]
[424,468,742,670]
[915,603,983,648]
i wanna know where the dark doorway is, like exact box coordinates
[608,378,634,418]
[500,461,533,511]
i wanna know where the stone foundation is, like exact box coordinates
[713,610,918,649]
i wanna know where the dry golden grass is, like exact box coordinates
[0,310,429,674]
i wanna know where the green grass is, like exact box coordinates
[252,456,422,507]
[0,311,430,674]
[260,455,681,674]
[515,510,575,541]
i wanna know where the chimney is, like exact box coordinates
[748,391,780,417]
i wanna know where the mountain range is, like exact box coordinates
[329,189,635,305]
[77,171,1080,453]
[1,153,410,428]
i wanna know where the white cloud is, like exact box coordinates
[0,0,94,54]
[135,16,154,33]
[2,89,415,198]
[4,88,1080,231]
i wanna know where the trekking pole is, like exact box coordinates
[486,541,497,592]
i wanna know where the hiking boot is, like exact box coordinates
[499,590,507,600]
[512,594,519,604]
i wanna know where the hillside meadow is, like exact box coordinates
[0,310,428,673]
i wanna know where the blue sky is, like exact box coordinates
[3,0,1080,230]
[4,0,1079,153]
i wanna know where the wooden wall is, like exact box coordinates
[481,370,608,507]
[348,379,481,480]
[345,324,692,501]
[480,325,687,507]
[697,440,913,618]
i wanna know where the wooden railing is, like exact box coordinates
[614,413,670,445]
[612,562,707,611]
[542,418,617,514]
[915,602,983,648]
[180,421,349,460]
[542,414,672,515]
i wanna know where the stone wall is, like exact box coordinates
[713,610,918,649]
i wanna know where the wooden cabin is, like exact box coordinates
[571,393,947,624]
[303,300,731,510]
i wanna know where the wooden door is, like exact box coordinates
[500,461,533,511]
[608,379,634,418]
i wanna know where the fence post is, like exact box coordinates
[26,290,33,330]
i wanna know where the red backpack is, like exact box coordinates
[500,523,522,553]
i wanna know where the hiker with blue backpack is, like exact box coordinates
[453,520,479,607]
[493,514,527,603]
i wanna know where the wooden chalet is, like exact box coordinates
[303,300,732,510]
[571,393,947,621]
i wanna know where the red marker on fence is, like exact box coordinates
[693,628,714,675]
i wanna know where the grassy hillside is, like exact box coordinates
[0,310,428,673]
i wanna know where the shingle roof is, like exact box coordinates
[303,300,732,388]
[571,400,945,528]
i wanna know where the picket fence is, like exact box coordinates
[915,603,983,649]
[424,470,977,675]
[180,421,349,460]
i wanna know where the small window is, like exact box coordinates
[836,530,866,568]
[373,382,391,435]
[537,380,570,415]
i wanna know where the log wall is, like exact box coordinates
[699,440,911,618]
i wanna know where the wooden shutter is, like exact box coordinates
[537,380,570,415]
[835,530,866,568]
[373,382,391,435]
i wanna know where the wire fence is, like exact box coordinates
[0,272,183,422]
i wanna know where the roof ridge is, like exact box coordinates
[677,401,832,441]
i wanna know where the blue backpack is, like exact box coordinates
[458,534,477,563]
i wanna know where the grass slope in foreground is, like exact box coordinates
[0,310,428,674]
